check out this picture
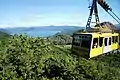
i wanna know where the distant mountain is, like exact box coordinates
[3,26,85,37]
[0,29,11,40]
[0,29,10,34]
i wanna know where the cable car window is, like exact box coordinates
[73,34,92,48]
[92,38,98,48]
[115,36,118,43]
[81,35,92,48]
[112,36,115,43]
[81,40,91,48]
[109,37,111,45]
[73,35,81,46]
[99,37,103,47]
[105,38,108,46]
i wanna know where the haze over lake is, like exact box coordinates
[2,26,84,37]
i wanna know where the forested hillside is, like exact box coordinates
[48,33,72,45]
[47,29,85,45]
[0,31,10,39]
[0,34,120,80]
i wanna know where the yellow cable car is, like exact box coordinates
[72,32,119,58]
[71,0,120,58]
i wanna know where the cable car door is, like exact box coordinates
[103,37,112,53]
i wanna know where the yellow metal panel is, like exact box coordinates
[111,43,118,50]
[90,47,103,58]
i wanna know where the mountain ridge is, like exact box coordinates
[2,26,84,37]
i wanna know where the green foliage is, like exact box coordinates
[0,31,11,48]
[48,33,72,45]
[0,34,120,80]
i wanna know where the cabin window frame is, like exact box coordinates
[99,37,103,47]
[112,36,115,43]
[109,37,112,45]
[92,38,98,49]
[115,36,118,43]
[104,38,108,46]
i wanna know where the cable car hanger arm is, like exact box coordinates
[97,0,120,24]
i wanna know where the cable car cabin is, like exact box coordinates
[72,32,119,58]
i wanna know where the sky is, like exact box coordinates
[0,0,120,28]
